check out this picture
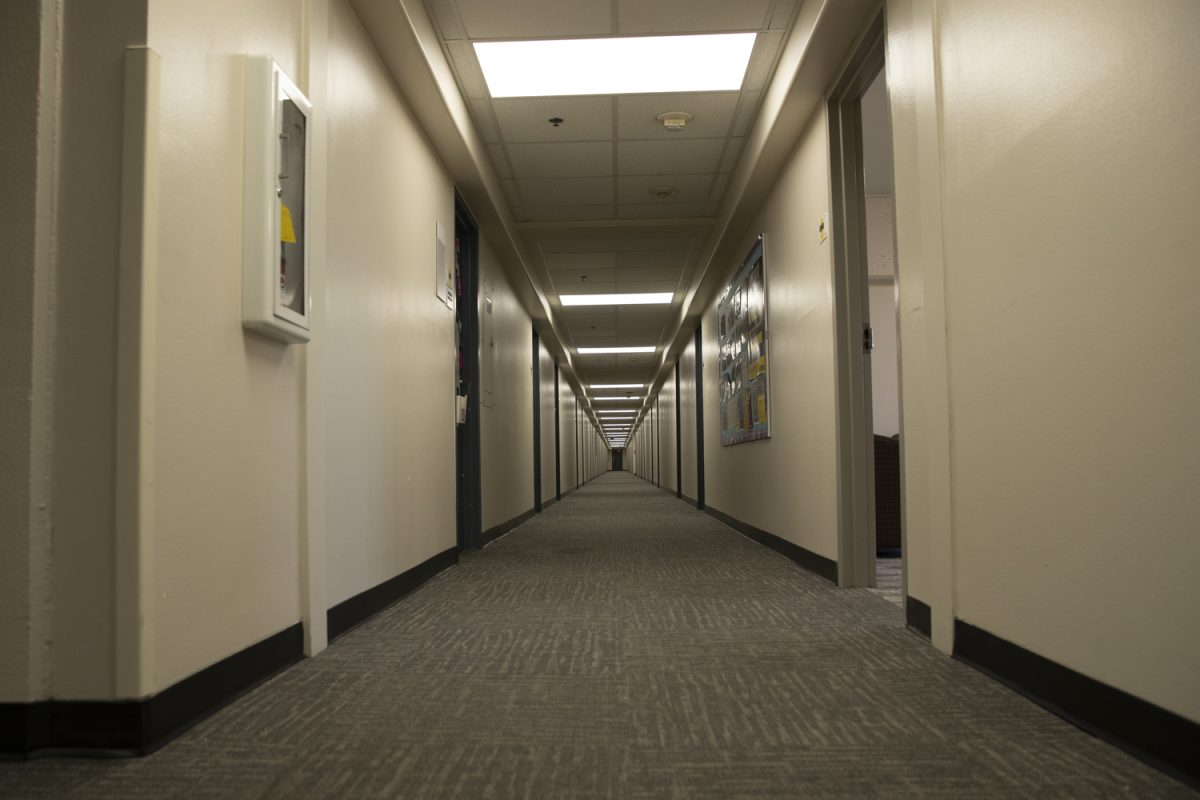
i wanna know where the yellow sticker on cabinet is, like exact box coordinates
[280,202,297,244]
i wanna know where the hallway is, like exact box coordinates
[1,473,1188,799]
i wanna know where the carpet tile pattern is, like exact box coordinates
[0,472,1193,798]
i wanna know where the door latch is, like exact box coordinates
[863,325,874,353]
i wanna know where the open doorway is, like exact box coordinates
[829,14,904,605]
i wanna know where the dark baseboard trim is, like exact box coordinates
[0,623,303,759]
[705,505,838,584]
[954,619,1199,789]
[481,508,535,547]
[680,494,699,508]
[906,596,931,638]
[541,496,558,512]
[327,547,457,642]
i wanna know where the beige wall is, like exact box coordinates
[321,0,456,608]
[678,339,699,501]
[658,377,679,494]
[146,0,307,689]
[699,113,840,563]
[927,0,1199,721]
[538,339,557,502]
[480,239,534,531]
[559,383,578,492]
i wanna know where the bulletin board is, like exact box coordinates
[718,235,770,446]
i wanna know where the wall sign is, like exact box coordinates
[718,235,770,446]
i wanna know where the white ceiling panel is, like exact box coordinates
[616,0,770,34]
[708,173,731,203]
[488,144,512,177]
[742,31,786,91]
[492,96,614,143]
[615,267,684,283]
[536,234,699,253]
[548,269,616,289]
[427,0,467,40]
[447,42,490,99]
[507,141,613,178]
[720,138,745,172]
[616,93,739,140]
[617,174,713,204]
[455,0,613,39]
[615,249,692,268]
[617,139,724,175]
[517,176,613,206]
[616,203,709,219]
[731,91,762,136]
[544,252,617,271]
[500,179,521,206]
[611,279,679,293]
[524,204,616,222]
[468,98,501,142]
[768,0,799,29]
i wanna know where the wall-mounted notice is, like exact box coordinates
[718,235,770,446]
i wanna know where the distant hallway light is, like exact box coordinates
[592,396,643,401]
[578,346,656,354]
[560,293,672,306]
[590,383,643,389]
[474,34,757,98]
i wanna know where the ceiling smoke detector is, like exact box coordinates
[650,185,677,199]
[656,111,693,132]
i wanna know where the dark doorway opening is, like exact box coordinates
[454,195,482,551]
[611,449,623,472]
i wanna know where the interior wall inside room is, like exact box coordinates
[479,238,535,532]
[538,339,557,502]
[889,0,1200,722]
[697,110,840,566]
[678,343,699,501]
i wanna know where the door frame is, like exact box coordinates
[828,13,894,588]
[454,194,482,551]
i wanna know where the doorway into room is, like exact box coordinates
[828,15,904,605]
[454,196,482,551]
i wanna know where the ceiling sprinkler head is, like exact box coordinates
[650,185,677,199]
[548,116,564,127]
[656,111,693,132]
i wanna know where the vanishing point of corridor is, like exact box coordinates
[0,473,1188,799]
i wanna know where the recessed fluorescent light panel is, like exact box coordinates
[597,410,635,415]
[474,34,756,98]
[560,293,672,306]
[578,346,656,354]
[590,384,643,389]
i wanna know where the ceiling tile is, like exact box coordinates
[507,141,613,178]
[516,177,613,206]
[609,279,679,293]
[618,139,724,175]
[708,173,731,203]
[510,205,528,222]
[768,0,799,29]
[719,138,745,172]
[500,179,521,206]
[615,267,683,283]
[731,91,762,136]
[617,174,713,204]
[617,203,709,220]
[551,271,617,291]
[455,0,613,38]
[523,204,616,222]
[469,99,502,142]
[616,93,739,140]
[616,0,770,33]
[427,0,467,40]
[493,97,613,143]
[616,249,692,268]
[447,42,490,99]
[544,252,617,271]
[488,144,512,177]
[742,31,785,91]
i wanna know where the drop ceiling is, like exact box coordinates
[423,0,801,417]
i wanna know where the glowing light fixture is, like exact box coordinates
[560,293,672,306]
[592,396,643,402]
[590,384,643,389]
[578,346,655,354]
[474,34,757,98]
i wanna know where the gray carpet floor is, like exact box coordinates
[1,472,1193,798]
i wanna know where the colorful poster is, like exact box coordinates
[718,235,770,446]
